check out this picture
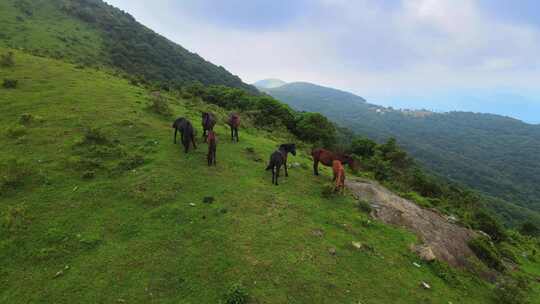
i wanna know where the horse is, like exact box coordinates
[201,112,217,142]
[172,117,197,153]
[207,130,217,166]
[332,160,346,193]
[265,144,296,185]
[312,148,356,176]
[227,113,240,142]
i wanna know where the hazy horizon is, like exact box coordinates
[105,0,540,124]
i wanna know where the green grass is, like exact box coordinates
[0,0,104,64]
[0,49,534,304]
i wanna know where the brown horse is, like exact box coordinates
[312,148,356,176]
[202,112,216,142]
[332,160,345,193]
[227,113,240,142]
[207,130,217,166]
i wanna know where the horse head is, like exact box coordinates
[282,143,296,156]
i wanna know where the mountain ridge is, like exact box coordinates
[262,80,540,225]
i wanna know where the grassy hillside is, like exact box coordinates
[0,0,256,92]
[3,49,532,304]
[265,82,540,226]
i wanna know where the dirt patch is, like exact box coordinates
[346,178,477,269]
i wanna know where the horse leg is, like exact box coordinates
[235,128,239,142]
[191,135,197,149]
[275,164,281,185]
[313,159,320,176]
[174,128,177,144]
[284,160,289,177]
[230,127,234,141]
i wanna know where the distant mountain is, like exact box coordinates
[373,90,540,124]
[264,81,540,225]
[0,0,257,93]
[254,79,287,89]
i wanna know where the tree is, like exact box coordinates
[294,112,336,147]
[351,137,377,158]
[519,222,539,237]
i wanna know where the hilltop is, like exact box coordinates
[254,79,288,89]
[262,81,540,226]
[0,0,256,92]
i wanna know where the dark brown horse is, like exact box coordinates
[172,117,197,153]
[201,112,216,142]
[266,144,296,185]
[227,113,240,142]
[207,130,217,166]
[312,148,356,176]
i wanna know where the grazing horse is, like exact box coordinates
[266,144,297,185]
[207,130,217,166]
[312,148,356,176]
[332,160,346,193]
[201,112,217,142]
[172,117,197,153]
[227,113,241,142]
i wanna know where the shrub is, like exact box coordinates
[471,211,507,243]
[357,200,373,214]
[495,278,528,304]
[224,283,249,304]
[519,222,539,237]
[82,127,109,145]
[19,113,43,125]
[6,125,27,139]
[2,205,29,232]
[429,260,461,287]
[0,159,33,193]
[468,237,505,272]
[0,52,15,67]
[148,93,172,117]
[2,79,18,89]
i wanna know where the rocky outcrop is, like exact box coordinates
[346,178,477,269]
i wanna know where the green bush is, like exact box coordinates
[2,79,18,89]
[0,52,15,67]
[471,211,507,243]
[82,127,109,145]
[148,93,172,117]
[495,278,528,304]
[6,125,27,139]
[224,283,249,304]
[19,113,43,125]
[468,237,505,272]
[357,200,373,214]
[429,260,461,287]
[519,222,539,237]
[0,159,33,193]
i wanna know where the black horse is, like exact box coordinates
[172,117,197,153]
[265,144,297,185]
[202,112,217,142]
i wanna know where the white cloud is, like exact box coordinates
[105,0,540,99]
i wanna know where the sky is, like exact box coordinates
[104,0,540,124]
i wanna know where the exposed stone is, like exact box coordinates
[414,245,436,262]
[346,178,478,269]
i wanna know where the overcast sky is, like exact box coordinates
[105,0,540,123]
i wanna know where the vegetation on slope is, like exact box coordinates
[3,49,539,304]
[0,0,256,92]
[264,82,540,226]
